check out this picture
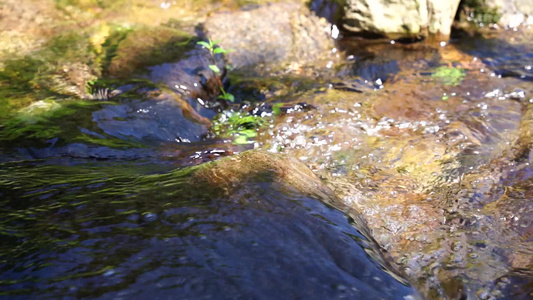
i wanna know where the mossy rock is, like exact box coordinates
[0,29,102,106]
[106,26,193,78]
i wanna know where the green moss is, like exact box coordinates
[43,33,96,62]
[0,57,58,120]
[0,100,144,150]
[106,26,194,78]
[99,25,133,76]
[0,22,190,120]
[0,29,101,110]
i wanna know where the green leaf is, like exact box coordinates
[272,103,283,116]
[213,48,227,54]
[197,41,211,49]
[218,92,235,102]
[226,93,235,102]
[208,65,221,74]
[234,135,249,145]
[235,116,256,125]
[240,129,257,138]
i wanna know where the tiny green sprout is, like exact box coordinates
[212,111,267,145]
[272,103,284,116]
[197,41,211,50]
[218,87,235,102]
[213,48,228,54]
[197,39,235,103]
[208,64,221,74]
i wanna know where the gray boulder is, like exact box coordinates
[204,2,334,73]
[343,0,461,38]
[486,0,533,27]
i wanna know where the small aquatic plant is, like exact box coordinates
[432,66,466,86]
[197,39,235,102]
[212,111,266,145]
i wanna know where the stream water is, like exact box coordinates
[0,1,532,299]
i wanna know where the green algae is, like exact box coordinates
[432,66,466,86]
[98,25,133,76]
[0,58,53,120]
[105,26,194,78]
[0,100,144,150]
[0,21,193,121]
[0,30,100,118]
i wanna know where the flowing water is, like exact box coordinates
[0,157,416,298]
[0,0,532,299]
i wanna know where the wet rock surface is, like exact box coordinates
[1,0,533,299]
[342,0,461,38]
[204,1,335,74]
[254,28,533,299]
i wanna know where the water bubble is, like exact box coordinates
[336,284,347,290]
[143,212,158,222]
[331,25,340,39]
[478,290,492,300]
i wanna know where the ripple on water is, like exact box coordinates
[0,154,418,299]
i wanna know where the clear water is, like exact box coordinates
[0,159,415,298]
[0,1,532,298]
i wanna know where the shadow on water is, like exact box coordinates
[0,157,417,299]
[452,29,533,81]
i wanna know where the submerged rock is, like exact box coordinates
[255,34,533,298]
[0,87,212,160]
[0,150,420,298]
[147,46,225,112]
[342,0,461,38]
